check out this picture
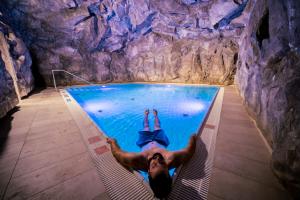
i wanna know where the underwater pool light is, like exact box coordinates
[177,100,205,114]
[83,101,113,113]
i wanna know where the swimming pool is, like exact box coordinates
[67,83,219,154]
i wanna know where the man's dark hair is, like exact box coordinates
[148,172,172,199]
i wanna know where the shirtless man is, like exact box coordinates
[107,109,196,199]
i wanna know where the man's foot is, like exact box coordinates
[153,109,158,117]
[145,109,149,116]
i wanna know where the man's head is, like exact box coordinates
[148,153,172,199]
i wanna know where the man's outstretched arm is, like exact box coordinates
[167,134,197,169]
[107,138,147,171]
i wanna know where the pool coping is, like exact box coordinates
[61,84,224,200]
[62,82,222,90]
[169,87,224,199]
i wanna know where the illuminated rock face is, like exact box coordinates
[0,0,247,85]
[0,56,18,118]
[0,20,34,117]
[236,0,300,197]
[0,0,299,196]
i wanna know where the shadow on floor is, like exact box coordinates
[169,137,208,200]
[21,86,46,100]
[0,106,20,155]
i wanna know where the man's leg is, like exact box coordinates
[143,109,150,131]
[153,109,161,130]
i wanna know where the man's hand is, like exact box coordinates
[106,137,116,145]
[106,137,147,171]
[167,133,197,168]
[189,134,197,147]
[191,134,197,141]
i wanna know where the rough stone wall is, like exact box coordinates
[0,56,18,118]
[0,0,247,86]
[0,21,34,97]
[0,20,34,118]
[235,0,300,197]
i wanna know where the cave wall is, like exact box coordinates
[0,20,34,118]
[235,0,300,196]
[0,0,299,196]
[0,0,248,86]
[0,55,18,118]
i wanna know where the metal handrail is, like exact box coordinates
[52,69,93,90]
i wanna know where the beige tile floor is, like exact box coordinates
[208,86,291,200]
[0,89,107,200]
[0,86,291,200]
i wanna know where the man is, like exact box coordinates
[107,109,197,199]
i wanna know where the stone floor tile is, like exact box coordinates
[217,122,258,135]
[0,162,15,196]
[13,141,87,177]
[3,125,31,136]
[20,131,81,158]
[208,193,224,200]
[214,151,283,189]
[29,169,105,200]
[5,153,94,199]
[0,156,17,175]
[217,129,266,148]
[0,133,27,147]
[0,141,24,160]
[221,104,248,113]
[209,168,291,200]
[31,117,74,128]
[215,137,270,164]
[92,192,111,200]
[0,171,12,199]
[220,117,255,129]
[27,120,79,141]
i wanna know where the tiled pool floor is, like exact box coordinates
[0,86,291,200]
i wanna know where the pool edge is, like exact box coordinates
[61,86,224,200]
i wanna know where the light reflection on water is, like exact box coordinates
[68,84,218,153]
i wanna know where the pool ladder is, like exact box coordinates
[52,69,93,90]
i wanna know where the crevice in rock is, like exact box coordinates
[213,0,248,29]
[233,53,238,65]
[30,50,46,88]
[256,9,270,49]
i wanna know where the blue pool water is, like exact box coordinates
[67,84,218,152]
[67,84,218,179]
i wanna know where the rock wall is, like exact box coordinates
[0,20,34,118]
[0,21,34,97]
[0,56,18,118]
[0,0,248,86]
[0,0,299,196]
[235,0,300,197]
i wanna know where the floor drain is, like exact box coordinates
[130,98,135,101]
[98,110,103,113]
[183,113,189,117]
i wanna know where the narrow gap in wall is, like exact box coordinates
[30,50,46,89]
[21,50,46,99]
[256,9,270,48]
[233,53,238,65]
